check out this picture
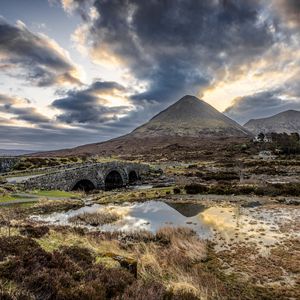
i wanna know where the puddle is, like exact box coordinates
[31,201,300,255]
[32,201,211,237]
[130,184,153,190]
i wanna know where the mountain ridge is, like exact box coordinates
[244,110,300,135]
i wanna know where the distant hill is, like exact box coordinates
[32,95,251,157]
[244,110,300,135]
[0,149,35,156]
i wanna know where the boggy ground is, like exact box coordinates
[1,144,300,299]
[0,192,299,300]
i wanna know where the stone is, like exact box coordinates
[23,161,151,191]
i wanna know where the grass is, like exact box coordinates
[28,227,209,298]
[69,210,121,226]
[0,220,296,299]
[31,190,81,198]
[95,186,175,204]
[0,195,19,203]
[0,190,81,204]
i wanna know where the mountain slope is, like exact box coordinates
[244,110,300,135]
[131,95,249,137]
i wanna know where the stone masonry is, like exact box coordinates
[23,161,150,191]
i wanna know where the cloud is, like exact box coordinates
[274,0,300,28]
[0,94,50,124]
[68,0,275,107]
[52,80,132,125]
[0,19,82,87]
[224,90,300,124]
[0,124,110,151]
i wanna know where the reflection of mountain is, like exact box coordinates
[166,202,206,217]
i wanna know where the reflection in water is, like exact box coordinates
[166,202,206,217]
[31,200,299,255]
[32,201,212,239]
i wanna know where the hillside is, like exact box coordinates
[244,110,300,135]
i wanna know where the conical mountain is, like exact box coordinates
[131,95,249,137]
[244,110,300,135]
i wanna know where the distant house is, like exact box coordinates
[253,133,272,143]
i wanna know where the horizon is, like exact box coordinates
[0,0,299,150]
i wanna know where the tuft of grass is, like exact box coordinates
[69,210,121,226]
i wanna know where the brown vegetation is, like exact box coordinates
[184,182,300,197]
[69,210,121,226]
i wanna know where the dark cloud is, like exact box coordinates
[0,19,81,86]
[224,90,300,124]
[52,80,131,125]
[275,0,300,27]
[72,0,275,106]
[0,124,117,151]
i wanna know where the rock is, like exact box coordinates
[277,198,300,205]
[241,201,262,208]
[0,157,19,173]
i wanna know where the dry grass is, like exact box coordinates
[0,222,291,299]
[133,227,208,298]
[36,226,209,298]
[94,186,174,204]
[68,209,121,226]
[27,198,84,214]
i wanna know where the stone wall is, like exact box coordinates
[23,161,151,191]
[0,157,19,173]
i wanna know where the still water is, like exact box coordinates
[31,200,299,254]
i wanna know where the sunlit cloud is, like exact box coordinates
[0,93,50,126]
[0,19,83,87]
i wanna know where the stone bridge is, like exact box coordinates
[23,162,151,191]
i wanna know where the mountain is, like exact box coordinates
[0,149,35,156]
[244,110,300,135]
[131,95,250,138]
[31,95,251,157]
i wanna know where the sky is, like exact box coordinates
[0,0,299,150]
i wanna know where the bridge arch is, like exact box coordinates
[128,170,139,184]
[104,170,124,190]
[71,179,96,192]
